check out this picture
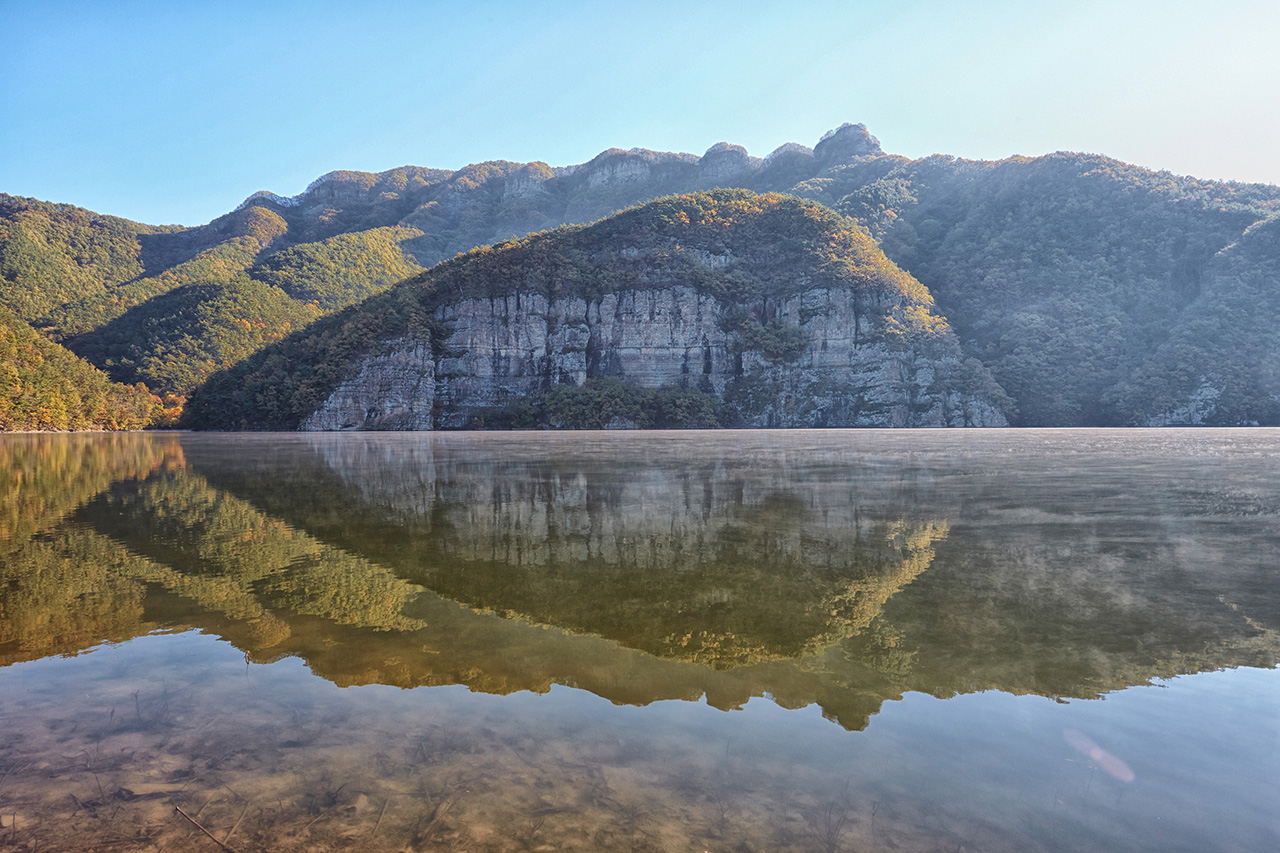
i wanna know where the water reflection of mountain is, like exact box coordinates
[0,433,170,558]
[0,434,173,657]
[180,431,1280,715]
[3,431,1279,733]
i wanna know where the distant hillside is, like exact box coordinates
[824,153,1280,424]
[3,121,1280,427]
[184,190,1010,430]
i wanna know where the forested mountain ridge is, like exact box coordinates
[0,194,428,398]
[3,122,1280,428]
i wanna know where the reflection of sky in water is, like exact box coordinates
[2,429,1280,850]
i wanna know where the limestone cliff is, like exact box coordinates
[189,189,1012,430]
[302,285,1006,430]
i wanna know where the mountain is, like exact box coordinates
[3,122,1279,427]
[183,189,1011,430]
[0,125,891,403]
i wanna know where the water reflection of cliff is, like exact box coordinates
[184,434,953,669]
[3,431,1280,733]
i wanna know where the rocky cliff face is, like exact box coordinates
[302,284,1007,430]
[302,342,436,430]
[188,190,1013,431]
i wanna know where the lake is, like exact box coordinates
[1,430,1277,852]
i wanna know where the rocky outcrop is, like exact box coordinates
[699,142,760,180]
[1143,380,1225,426]
[303,285,1007,431]
[814,122,882,162]
[302,341,435,430]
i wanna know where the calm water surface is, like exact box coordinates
[0,430,1277,851]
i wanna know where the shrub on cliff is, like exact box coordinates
[537,379,721,429]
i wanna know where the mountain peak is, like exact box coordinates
[699,142,758,178]
[814,122,882,161]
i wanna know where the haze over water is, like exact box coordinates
[1,430,1277,851]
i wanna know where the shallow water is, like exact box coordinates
[1,430,1277,851]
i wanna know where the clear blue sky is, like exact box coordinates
[3,0,1278,226]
